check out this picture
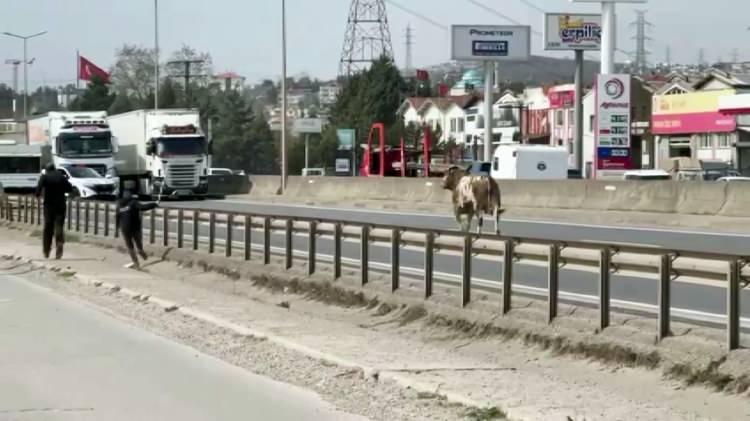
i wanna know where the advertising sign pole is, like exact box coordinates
[484,61,494,162]
[574,50,584,176]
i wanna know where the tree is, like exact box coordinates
[211,90,277,175]
[158,77,181,109]
[69,75,115,111]
[108,93,135,115]
[30,87,61,114]
[110,44,157,107]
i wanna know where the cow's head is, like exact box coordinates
[442,166,465,190]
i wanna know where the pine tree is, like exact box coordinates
[69,75,115,111]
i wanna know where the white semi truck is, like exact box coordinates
[27,111,118,178]
[108,109,211,198]
[0,141,47,193]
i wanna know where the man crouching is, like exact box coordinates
[118,188,158,269]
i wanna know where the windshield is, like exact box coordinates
[0,157,40,173]
[157,137,206,157]
[59,132,113,157]
[64,166,103,179]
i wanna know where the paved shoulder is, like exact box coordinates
[0,273,364,421]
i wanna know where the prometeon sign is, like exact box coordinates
[451,25,531,61]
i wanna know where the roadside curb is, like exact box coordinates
[3,253,491,412]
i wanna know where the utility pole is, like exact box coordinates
[167,59,206,109]
[339,0,394,76]
[3,30,47,120]
[665,46,671,67]
[154,0,160,110]
[732,48,739,64]
[405,24,414,73]
[698,48,706,69]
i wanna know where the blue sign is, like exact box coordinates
[472,40,508,57]
[597,148,630,158]
[336,129,356,151]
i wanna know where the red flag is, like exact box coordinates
[79,55,110,83]
[416,69,429,81]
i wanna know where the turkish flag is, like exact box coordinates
[79,55,110,83]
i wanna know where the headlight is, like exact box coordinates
[106,167,118,178]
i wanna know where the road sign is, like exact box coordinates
[293,118,323,134]
[451,25,531,61]
[544,13,602,51]
[336,129,355,150]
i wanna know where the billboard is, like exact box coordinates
[451,25,531,61]
[652,89,736,134]
[293,118,323,134]
[596,74,632,170]
[544,13,602,51]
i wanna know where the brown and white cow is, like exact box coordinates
[442,166,504,235]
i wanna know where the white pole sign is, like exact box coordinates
[544,13,602,51]
[451,25,531,61]
[596,74,631,148]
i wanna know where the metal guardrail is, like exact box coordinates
[1,194,748,351]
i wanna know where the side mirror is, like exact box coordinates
[111,136,120,154]
[146,140,155,156]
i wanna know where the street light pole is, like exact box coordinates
[280,0,288,193]
[154,0,160,110]
[3,30,47,120]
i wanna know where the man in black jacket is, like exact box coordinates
[35,163,73,259]
[117,188,158,269]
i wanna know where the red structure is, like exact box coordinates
[360,122,434,177]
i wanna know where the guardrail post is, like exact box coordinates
[263,217,271,265]
[75,200,81,232]
[36,197,41,226]
[177,209,184,248]
[308,221,317,275]
[208,212,216,254]
[66,199,72,230]
[23,196,29,224]
[93,202,100,236]
[391,228,400,292]
[29,197,35,226]
[360,225,370,286]
[149,209,155,244]
[284,219,293,269]
[244,215,252,261]
[104,203,110,237]
[84,201,91,233]
[727,260,741,351]
[461,235,472,307]
[599,248,611,331]
[658,254,672,341]
[424,232,434,299]
[16,196,22,222]
[225,213,234,257]
[502,240,514,315]
[548,244,560,324]
[0,197,5,220]
[333,223,342,280]
[114,205,120,238]
[192,210,199,250]
[162,208,170,247]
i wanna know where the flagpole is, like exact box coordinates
[76,49,80,91]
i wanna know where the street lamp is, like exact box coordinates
[280,0,288,193]
[154,0,160,110]
[3,30,47,119]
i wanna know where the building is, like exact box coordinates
[214,71,245,92]
[450,69,484,96]
[318,83,341,106]
[397,96,478,146]
[521,86,551,145]
[718,93,750,174]
[652,70,750,172]
[463,92,522,151]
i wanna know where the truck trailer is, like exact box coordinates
[490,143,569,180]
[27,111,117,178]
[0,141,48,193]
[108,109,211,199]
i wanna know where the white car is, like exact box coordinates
[716,176,750,183]
[59,165,118,200]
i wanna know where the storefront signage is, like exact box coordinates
[652,89,737,134]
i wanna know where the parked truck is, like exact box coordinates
[108,109,211,199]
[27,111,117,178]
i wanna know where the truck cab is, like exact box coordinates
[145,123,209,197]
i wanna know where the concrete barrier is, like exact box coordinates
[719,182,750,218]
[242,176,750,221]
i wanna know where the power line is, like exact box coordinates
[384,0,448,30]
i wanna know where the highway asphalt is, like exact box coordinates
[168,199,750,255]
[0,272,365,421]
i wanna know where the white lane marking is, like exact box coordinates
[213,199,750,239]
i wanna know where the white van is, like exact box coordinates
[490,143,568,180]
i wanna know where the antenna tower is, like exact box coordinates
[630,10,653,74]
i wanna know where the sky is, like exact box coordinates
[2,0,750,89]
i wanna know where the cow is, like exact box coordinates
[442,166,504,235]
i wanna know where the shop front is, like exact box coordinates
[652,89,737,171]
[719,93,750,175]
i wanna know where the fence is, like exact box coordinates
[1,194,748,351]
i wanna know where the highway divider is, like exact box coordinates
[241,177,750,221]
[2,193,748,352]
